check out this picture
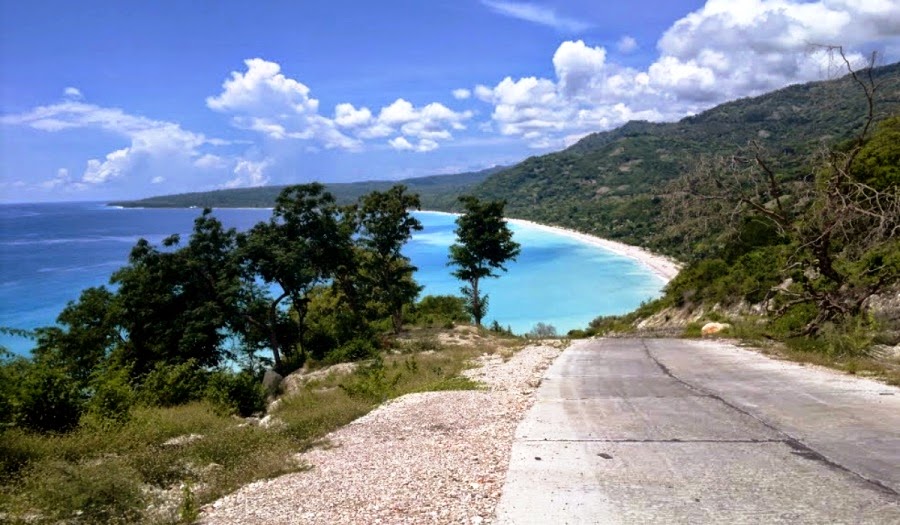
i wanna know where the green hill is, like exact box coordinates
[468,62,900,258]
[111,166,504,209]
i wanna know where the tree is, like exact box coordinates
[356,185,423,333]
[111,210,243,376]
[667,48,899,335]
[239,184,353,371]
[448,196,521,326]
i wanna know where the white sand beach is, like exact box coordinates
[419,211,681,283]
[505,218,682,283]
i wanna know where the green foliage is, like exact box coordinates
[854,115,900,190]
[354,185,424,333]
[22,459,146,524]
[240,183,354,371]
[137,360,208,407]
[449,196,521,326]
[339,356,401,401]
[326,338,378,365]
[85,367,135,426]
[205,370,267,417]
[409,295,471,327]
[13,363,84,433]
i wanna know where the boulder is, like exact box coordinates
[262,369,283,395]
[701,322,731,336]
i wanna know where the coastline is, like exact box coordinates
[505,218,682,283]
[417,210,681,283]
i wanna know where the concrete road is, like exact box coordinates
[495,338,900,524]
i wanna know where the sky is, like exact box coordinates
[1,0,899,203]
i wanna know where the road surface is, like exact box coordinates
[495,338,900,524]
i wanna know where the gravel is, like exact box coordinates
[199,343,562,525]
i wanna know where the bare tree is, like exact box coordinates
[667,47,900,335]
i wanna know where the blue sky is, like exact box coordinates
[2,0,898,202]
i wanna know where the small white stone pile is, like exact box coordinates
[200,343,562,525]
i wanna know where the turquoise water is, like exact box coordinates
[0,203,664,355]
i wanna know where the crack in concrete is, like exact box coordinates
[640,338,900,497]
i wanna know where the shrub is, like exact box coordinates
[410,295,470,326]
[85,367,135,426]
[22,459,145,524]
[137,359,208,407]
[14,364,84,433]
[206,370,267,417]
[528,322,558,339]
[326,338,378,364]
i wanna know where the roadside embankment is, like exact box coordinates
[200,342,564,524]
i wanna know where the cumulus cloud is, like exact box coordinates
[481,0,590,32]
[471,0,900,149]
[223,158,271,189]
[452,88,471,100]
[208,58,470,152]
[1,99,226,187]
[63,87,83,99]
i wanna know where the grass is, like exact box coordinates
[0,328,521,524]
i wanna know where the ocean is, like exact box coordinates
[0,202,664,356]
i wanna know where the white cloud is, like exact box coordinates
[151,176,165,184]
[471,0,900,149]
[223,159,271,189]
[452,88,471,100]
[388,136,440,153]
[207,58,319,115]
[617,35,638,54]
[40,168,82,190]
[194,153,227,169]
[389,136,414,151]
[207,58,469,152]
[334,103,373,128]
[63,87,83,99]
[481,0,590,32]
[1,100,225,187]
[553,40,607,97]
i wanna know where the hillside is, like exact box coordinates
[113,63,899,262]
[469,62,900,258]
[111,166,504,209]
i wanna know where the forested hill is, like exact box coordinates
[467,62,900,257]
[111,166,504,209]
[114,62,900,262]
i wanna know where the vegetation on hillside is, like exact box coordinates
[110,166,503,210]
[1,180,532,522]
[585,53,900,368]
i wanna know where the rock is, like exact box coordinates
[161,433,204,446]
[259,415,285,429]
[701,322,731,336]
[262,369,284,395]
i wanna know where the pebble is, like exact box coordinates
[199,344,562,525]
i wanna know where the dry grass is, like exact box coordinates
[0,326,525,524]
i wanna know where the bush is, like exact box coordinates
[22,459,145,524]
[85,367,135,426]
[326,338,378,364]
[528,322,558,339]
[14,364,84,433]
[410,295,470,326]
[206,370,267,417]
[137,359,208,407]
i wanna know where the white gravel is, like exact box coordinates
[200,343,563,525]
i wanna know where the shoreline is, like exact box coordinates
[505,218,682,283]
[417,210,681,283]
